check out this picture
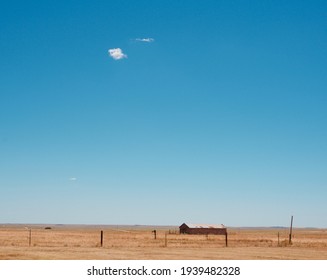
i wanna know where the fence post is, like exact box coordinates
[225,232,228,247]
[164,232,167,247]
[100,230,103,247]
[29,229,32,247]
[152,230,157,240]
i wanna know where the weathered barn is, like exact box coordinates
[179,223,227,235]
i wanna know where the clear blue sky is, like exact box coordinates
[1,0,326,227]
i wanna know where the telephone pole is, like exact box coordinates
[289,215,293,245]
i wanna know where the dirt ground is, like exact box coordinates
[0,224,326,260]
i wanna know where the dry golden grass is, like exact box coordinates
[0,225,327,259]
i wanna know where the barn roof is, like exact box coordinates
[181,223,226,229]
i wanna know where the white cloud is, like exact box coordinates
[135,38,154,43]
[108,48,127,60]
[69,177,77,181]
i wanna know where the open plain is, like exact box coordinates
[0,224,327,260]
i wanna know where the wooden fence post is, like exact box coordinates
[29,229,32,247]
[152,230,157,240]
[225,232,228,247]
[100,230,103,247]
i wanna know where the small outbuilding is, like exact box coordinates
[179,223,227,235]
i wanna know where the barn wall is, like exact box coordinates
[188,228,226,235]
[179,225,189,234]
[180,227,226,235]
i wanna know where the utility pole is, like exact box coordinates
[289,215,293,245]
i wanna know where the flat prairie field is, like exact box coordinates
[0,225,327,260]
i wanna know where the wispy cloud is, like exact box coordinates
[69,177,77,181]
[108,48,127,60]
[135,38,155,43]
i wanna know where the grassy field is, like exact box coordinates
[0,224,327,259]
